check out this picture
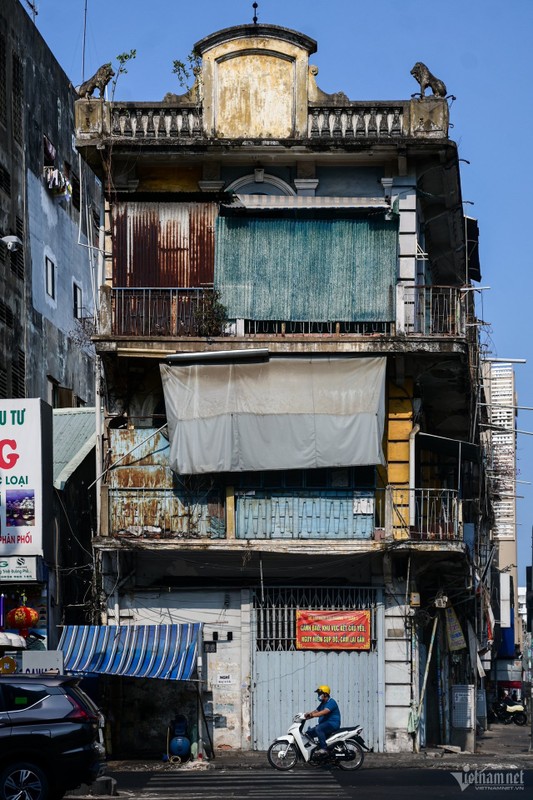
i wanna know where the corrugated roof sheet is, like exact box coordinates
[58,624,201,681]
[53,408,96,490]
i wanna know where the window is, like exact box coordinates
[73,283,83,319]
[45,256,55,299]
[1,683,48,712]
[43,135,56,167]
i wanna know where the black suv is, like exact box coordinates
[0,674,105,800]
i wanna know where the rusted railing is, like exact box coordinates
[381,486,462,541]
[103,286,468,339]
[108,487,225,539]
[109,287,223,337]
[400,286,466,336]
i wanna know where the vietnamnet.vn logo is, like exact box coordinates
[451,768,525,792]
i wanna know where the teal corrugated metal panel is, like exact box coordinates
[215,217,397,321]
[235,490,374,539]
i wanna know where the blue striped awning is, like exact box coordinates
[58,624,201,681]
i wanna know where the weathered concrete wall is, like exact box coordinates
[200,30,312,138]
[120,589,252,751]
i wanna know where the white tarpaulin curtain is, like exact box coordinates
[160,357,386,474]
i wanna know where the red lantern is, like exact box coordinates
[6,606,39,638]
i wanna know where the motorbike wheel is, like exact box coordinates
[513,712,527,726]
[267,742,299,771]
[336,739,365,771]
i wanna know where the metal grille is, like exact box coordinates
[0,300,14,328]
[0,33,6,127]
[12,52,23,145]
[10,217,24,280]
[0,366,7,399]
[12,349,25,398]
[253,586,379,651]
[0,163,10,196]
[244,319,392,336]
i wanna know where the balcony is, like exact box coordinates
[399,285,467,336]
[98,285,468,340]
[104,482,461,545]
[383,487,462,541]
[75,98,448,145]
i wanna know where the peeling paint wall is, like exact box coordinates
[200,33,312,138]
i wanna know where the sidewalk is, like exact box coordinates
[106,721,533,773]
[70,722,533,796]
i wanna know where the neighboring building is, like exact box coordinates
[0,1,100,660]
[0,0,100,406]
[52,407,97,637]
[484,363,522,693]
[72,23,493,755]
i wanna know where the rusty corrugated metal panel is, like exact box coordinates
[108,429,173,488]
[112,202,217,288]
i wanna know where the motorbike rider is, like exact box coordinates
[304,684,341,755]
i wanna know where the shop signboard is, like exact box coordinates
[0,555,38,581]
[0,399,51,556]
[295,609,371,650]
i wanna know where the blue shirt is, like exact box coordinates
[317,697,341,729]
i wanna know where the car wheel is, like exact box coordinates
[0,762,49,800]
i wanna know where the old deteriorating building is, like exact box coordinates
[71,22,494,756]
[0,1,101,659]
[0,0,99,405]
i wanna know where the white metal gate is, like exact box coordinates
[251,586,384,751]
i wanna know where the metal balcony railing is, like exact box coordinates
[108,287,224,337]
[400,286,466,336]
[102,286,468,339]
[381,486,462,541]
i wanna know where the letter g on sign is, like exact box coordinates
[0,440,20,469]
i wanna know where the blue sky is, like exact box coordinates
[30,0,533,581]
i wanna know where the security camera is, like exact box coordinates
[1,235,23,252]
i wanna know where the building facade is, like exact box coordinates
[0,1,102,667]
[73,23,493,755]
[0,0,99,406]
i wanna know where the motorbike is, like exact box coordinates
[267,712,368,771]
[488,700,527,726]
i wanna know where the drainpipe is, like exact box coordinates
[409,425,420,527]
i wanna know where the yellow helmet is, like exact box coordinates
[316,685,330,695]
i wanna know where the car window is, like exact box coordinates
[2,683,49,711]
